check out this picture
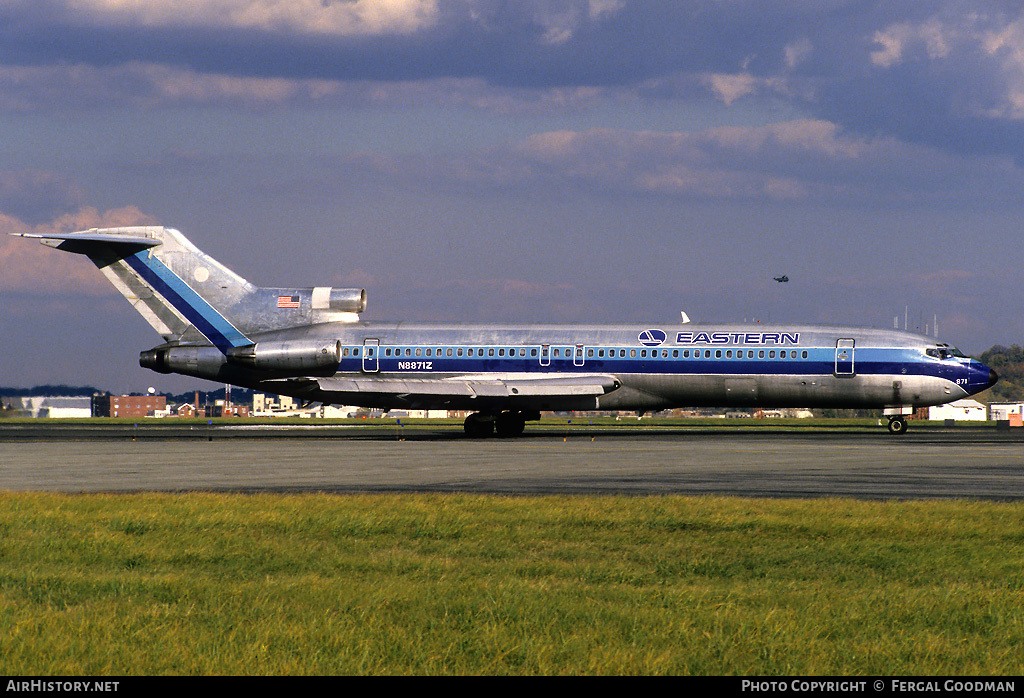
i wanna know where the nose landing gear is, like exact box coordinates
[887,416,908,435]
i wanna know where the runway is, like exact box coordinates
[2,425,1023,499]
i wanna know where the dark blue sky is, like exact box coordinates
[3,1,1024,392]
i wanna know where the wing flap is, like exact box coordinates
[314,374,620,399]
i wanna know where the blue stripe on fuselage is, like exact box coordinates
[334,347,972,382]
[124,251,250,352]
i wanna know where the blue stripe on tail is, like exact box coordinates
[124,251,250,352]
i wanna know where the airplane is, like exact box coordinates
[773,275,789,283]
[15,226,997,436]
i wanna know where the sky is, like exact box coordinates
[3,0,1024,394]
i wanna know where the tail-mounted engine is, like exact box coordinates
[312,287,366,314]
[226,339,341,374]
[141,339,342,377]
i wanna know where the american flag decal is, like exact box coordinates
[277,295,300,309]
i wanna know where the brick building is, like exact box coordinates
[92,394,167,418]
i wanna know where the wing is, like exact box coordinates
[265,373,622,411]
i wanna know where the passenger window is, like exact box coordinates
[531,348,537,357]
[588,349,594,357]
[769,350,776,359]
[802,351,808,359]
[446,348,453,357]
[715,350,722,359]
[630,349,636,358]
[758,350,764,359]
[415,348,421,357]
[726,350,732,359]
[457,348,463,357]
[673,350,678,358]
[683,350,689,358]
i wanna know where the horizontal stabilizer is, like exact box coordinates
[14,230,162,251]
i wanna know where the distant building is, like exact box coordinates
[928,399,988,422]
[175,403,205,418]
[252,393,307,417]
[391,409,450,419]
[93,394,167,418]
[319,405,362,418]
[210,402,250,418]
[10,396,93,418]
[753,408,813,419]
[988,403,1024,426]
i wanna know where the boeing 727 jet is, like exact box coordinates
[16,226,997,436]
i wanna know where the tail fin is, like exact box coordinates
[16,226,366,351]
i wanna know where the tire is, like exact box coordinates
[887,417,908,435]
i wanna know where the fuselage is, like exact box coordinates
[150,321,998,414]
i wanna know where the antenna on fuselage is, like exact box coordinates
[680,312,691,324]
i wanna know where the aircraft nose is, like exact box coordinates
[964,362,997,395]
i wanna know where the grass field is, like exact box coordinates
[1,493,1022,675]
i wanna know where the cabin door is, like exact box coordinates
[362,338,380,373]
[834,338,855,376]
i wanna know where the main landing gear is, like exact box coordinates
[887,416,908,435]
[464,410,539,438]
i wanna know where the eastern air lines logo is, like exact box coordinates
[638,329,667,346]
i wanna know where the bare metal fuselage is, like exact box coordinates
[145,321,995,415]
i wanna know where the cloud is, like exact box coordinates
[3,3,1024,177]
[870,18,955,68]
[0,170,83,223]
[0,61,617,112]
[54,0,443,36]
[352,119,1024,204]
[0,206,158,294]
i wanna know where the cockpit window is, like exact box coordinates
[927,344,965,360]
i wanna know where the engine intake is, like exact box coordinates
[312,287,366,313]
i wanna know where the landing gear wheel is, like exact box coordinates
[887,416,908,435]
[495,411,526,438]
[464,413,495,438]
